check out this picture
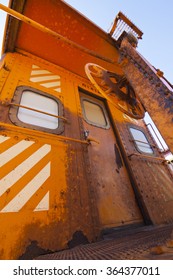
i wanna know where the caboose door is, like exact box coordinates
[80,91,143,229]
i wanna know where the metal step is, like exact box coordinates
[35,224,173,260]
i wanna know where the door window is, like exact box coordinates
[81,93,110,129]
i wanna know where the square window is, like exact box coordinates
[83,100,107,127]
[18,90,59,129]
[9,86,64,134]
[130,127,154,154]
[80,91,110,129]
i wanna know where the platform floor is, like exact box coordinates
[35,224,173,260]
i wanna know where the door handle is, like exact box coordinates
[84,130,99,144]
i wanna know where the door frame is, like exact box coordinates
[78,87,149,228]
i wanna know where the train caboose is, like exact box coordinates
[0,0,173,259]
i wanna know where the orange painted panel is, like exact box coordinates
[15,0,120,77]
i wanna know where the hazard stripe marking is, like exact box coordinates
[32,65,40,69]
[0,163,50,212]
[0,140,34,167]
[34,191,49,212]
[0,144,51,197]
[30,75,60,83]
[54,88,61,92]
[30,65,61,93]
[0,135,10,144]
[31,70,53,76]
[40,81,61,88]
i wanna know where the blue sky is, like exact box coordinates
[64,0,173,83]
[0,0,172,83]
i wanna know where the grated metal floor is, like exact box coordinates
[35,224,173,260]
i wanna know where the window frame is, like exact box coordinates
[80,94,110,129]
[9,86,64,134]
[129,126,154,155]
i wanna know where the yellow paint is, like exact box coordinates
[1,0,172,260]
[0,49,135,259]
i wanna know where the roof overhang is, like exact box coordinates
[1,0,120,77]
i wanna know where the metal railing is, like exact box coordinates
[146,122,168,152]
[109,12,143,41]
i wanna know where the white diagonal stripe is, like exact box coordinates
[0,135,10,144]
[31,70,52,76]
[32,65,40,69]
[30,75,60,83]
[40,81,61,88]
[0,140,34,167]
[0,144,51,196]
[0,163,50,212]
[34,191,49,211]
[54,88,61,92]
[30,65,62,92]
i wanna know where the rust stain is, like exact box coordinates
[114,143,123,169]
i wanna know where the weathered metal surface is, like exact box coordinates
[119,37,173,153]
[0,128,69,259]
[79,91,143,228]
[0,3,114,64]
[1,0,26,53]
[35,224,173,260]
[85,63,145,119]
[0,0,173,261]
[3,0,121,78]
[117,122,173,224]
[0,52,97,259]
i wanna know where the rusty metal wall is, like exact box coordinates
[119,37,173,153]
[116,121,173,225]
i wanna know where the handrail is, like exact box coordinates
[128,153,168,163]
[52,135,89,145]
[9,102,68,122]
[1,102,100,145]
[0,121,90,145]
[146,122,167,152]
[0,3,114,64]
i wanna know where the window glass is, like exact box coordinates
[130,127,154,154]
[83,100,107,127]
[18,90,59,129]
